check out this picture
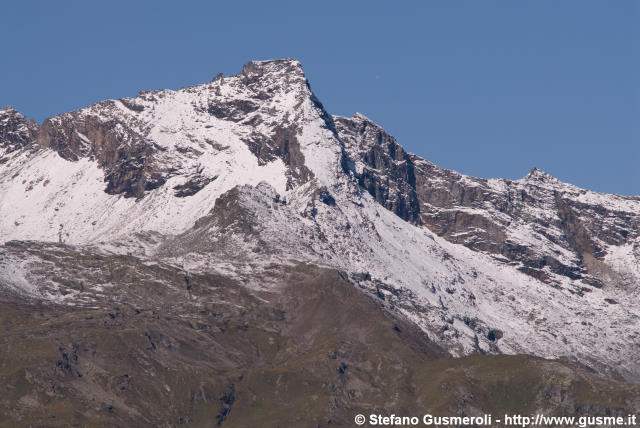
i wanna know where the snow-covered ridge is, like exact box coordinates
[1,59,343,243]
[1,58,639,380]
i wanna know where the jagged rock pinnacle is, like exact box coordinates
[525,166,556,182]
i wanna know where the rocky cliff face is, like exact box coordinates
[336,113,421,224]
[1,58,639,424]
[0,107,39,163]
[335,112,640,291]
[38,108,165,198]
[411,162,640,289]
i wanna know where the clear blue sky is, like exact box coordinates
[1,1,638,195]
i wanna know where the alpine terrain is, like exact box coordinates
[1,59,639,426]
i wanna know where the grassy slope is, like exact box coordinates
[0,245,638,427]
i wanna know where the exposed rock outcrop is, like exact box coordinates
[0,107,39,162]
[336,113,421,223]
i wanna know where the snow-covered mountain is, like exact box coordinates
[1,58,639,382]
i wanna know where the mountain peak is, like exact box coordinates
[524,167,557,183]
[3,58,640,389]
[216,58,314,105]
[240,58,306,80]
[0,106,23,121]
[352,112,373,122]
[1,106,38,155]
